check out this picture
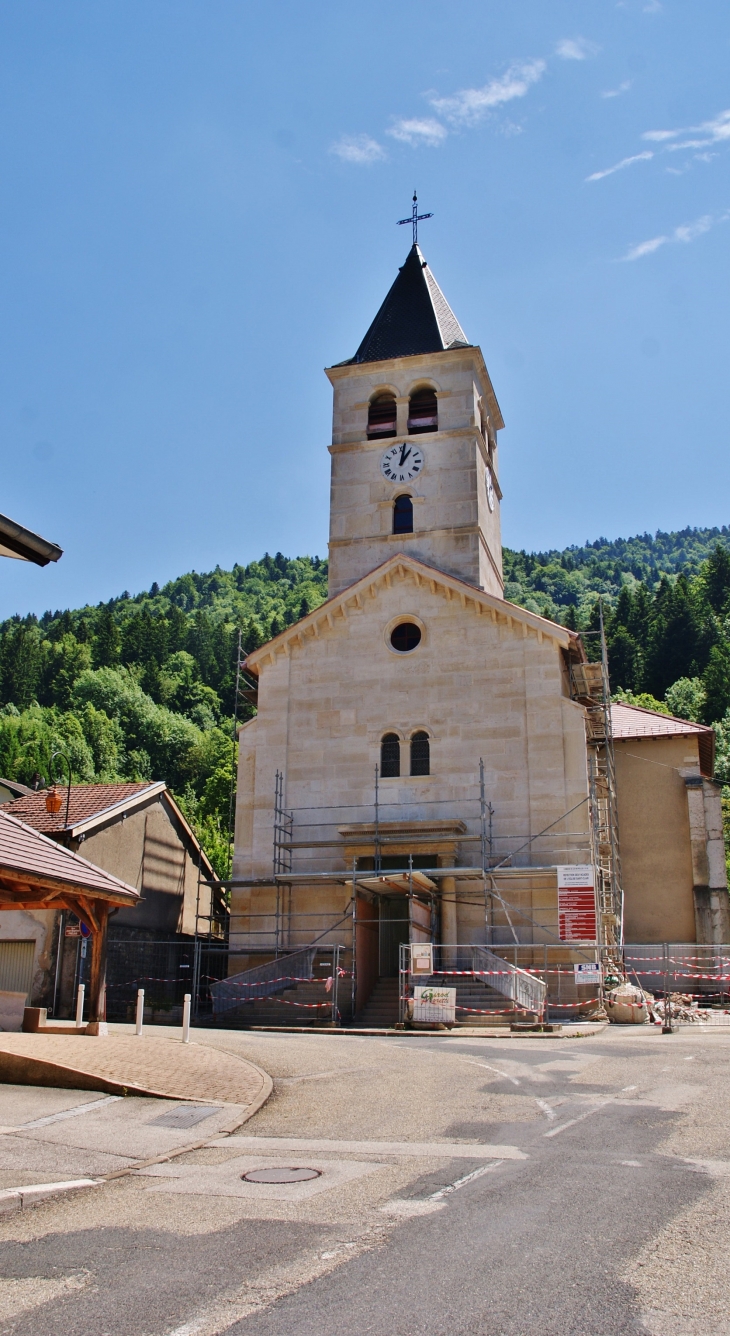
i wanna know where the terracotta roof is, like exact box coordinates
[610,702,711,739]
[0,808,140,904]
[344,245,469,365]
[611,702,714,778]
[1,782,160,835]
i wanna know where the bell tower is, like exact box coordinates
[325,242,505,599]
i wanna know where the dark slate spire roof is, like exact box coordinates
[345,245,469,365]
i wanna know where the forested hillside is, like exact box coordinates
[2,529,730,875]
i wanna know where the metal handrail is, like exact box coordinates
[210,946,317,1015]
[472,944,547,1014]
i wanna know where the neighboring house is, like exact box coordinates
[0,779,32,805]
[611,703,729,945]
[0,782,226,1012]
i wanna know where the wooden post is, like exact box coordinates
[88,903,109,1027]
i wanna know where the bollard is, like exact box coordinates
[135,989,144,1036]
[182,993,191,1044]
[75,983,85,1029]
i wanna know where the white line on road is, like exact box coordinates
[535,1099,557,1120]
[429,1161,504,1200]
[544,1102,612,1138]
[214,1136,528,1159]
[460,1059,520,1085]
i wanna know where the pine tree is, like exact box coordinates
[92,606,121,668]
[702,643,730,723]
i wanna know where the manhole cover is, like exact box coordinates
[242,1167,321,1184]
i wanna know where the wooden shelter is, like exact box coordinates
[0,809,140,1027]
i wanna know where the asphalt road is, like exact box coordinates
[1,1024,729,1336]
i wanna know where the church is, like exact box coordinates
[228,223,728,1026]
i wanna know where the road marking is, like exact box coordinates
[460,1059,520,1085]
[622,1085,637,1092]
[535,1099,557,1120]
[9,1097,122,1131]
[544,1101,612,1138]
[214,1136,527,1159]
[620,1160,643,1167]
[429,1161,503,1200]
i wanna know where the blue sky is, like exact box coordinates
[2,0,729,618]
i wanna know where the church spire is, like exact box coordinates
[346,244,469,366]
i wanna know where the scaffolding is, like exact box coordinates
[569,610,623,959]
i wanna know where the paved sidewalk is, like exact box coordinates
[0,1032,271,1107]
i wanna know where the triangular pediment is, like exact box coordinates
[244,554,577,674]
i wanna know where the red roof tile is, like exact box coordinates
[1,782,159,834]
[0,809,140,903]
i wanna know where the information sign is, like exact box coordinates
[556,865,597,943]
[574,962,601,986]
[413,986,456,1024]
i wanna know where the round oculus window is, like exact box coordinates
[390,622,421,653]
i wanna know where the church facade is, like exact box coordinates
[230,238,729,1021]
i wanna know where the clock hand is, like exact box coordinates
[399,444,411,467]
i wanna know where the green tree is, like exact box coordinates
[702,643,730,724]
[92,606,121,668]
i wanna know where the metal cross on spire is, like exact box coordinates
[397,191,433,246]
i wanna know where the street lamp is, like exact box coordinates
[48,750,73,827]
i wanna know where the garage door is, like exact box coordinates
[0,940,35,1000]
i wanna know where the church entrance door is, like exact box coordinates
[379,896,410,977]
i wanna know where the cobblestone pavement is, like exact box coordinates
[2,1025,730,1335]
[0,1031,271,1106]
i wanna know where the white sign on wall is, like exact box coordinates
[410,943,434,975]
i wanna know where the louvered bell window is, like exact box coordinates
[407,388,438,434]
[367,394,397,438]
[381,733,401,778]
[393,494,413,535]
[410,731,430,776]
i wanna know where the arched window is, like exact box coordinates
[393,494,413,535]
[367,393,397,438]
[410,731,430,776]
[381,733,400,778]
[407,388,438,434]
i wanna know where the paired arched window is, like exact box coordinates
[410,731,430,776]
[367,393,397,438]
[381,733,401,778]
[380,731,430,778]
[408,388,438,434]
[393,494,413,534]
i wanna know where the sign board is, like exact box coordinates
[64,923,82,938]
[574,962,601,986]
[410,943,433,975]
[556,865,597,943]
[413,986,456,1024]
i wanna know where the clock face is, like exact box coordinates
[485,467,495,512]
[380,442,424,484]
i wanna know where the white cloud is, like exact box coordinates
[601,80,632,99]
[430,59,546,127]
[555,37,599,61]
[387,118,447,147]
[643,0,662,13]
[643,109,730,152]
[622,212,722,261]
[586,150,653,182]
[329,135,386,165]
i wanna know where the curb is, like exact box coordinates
[0,1179,100,1215]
